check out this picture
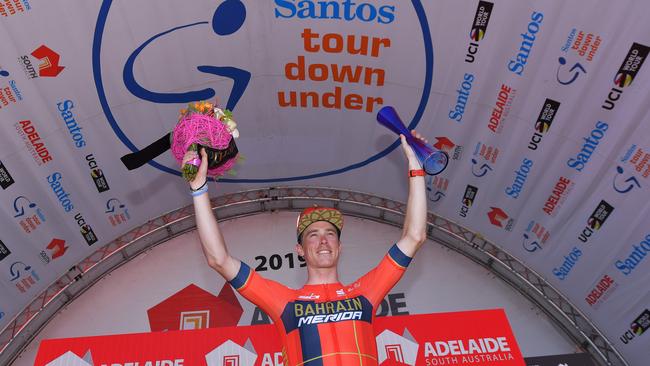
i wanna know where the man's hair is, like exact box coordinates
[296,206,343,244]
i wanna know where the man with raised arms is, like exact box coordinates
[184,132,428,365]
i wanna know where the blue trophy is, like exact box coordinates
[377,106,449,175]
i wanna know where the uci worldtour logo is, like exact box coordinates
[602,42,650,110]
[0,240,10,261]
[528,99,560,151]
[620,309,650,345]
[465,1,494,63]
[95,0,433,182]
[75,213,98,246]
[86,154,110,193]
[0,160,16,189]
[459,185,478,218]
[578,200,614,243]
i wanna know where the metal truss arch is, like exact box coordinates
[0,187,626,366]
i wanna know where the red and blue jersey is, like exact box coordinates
[230,244,412,366]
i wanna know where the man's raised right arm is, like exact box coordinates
[184,148,241,281]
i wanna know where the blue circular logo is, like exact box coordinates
[93,0,433,183]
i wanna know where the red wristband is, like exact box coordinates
[408,169,425,177]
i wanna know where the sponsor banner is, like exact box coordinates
[0,66,24,110]
[1,3,650,365]
[524,352,595,366]
[602,42,650,111]
[18,44,65,79]
[507,11,544,76]
[39,239,68,264]
[0,239,11,261]
[613,144,648,195]
[0,160,16,189]
[619,308,650,346]
[13,195,46,234]
[555,28,603,86]
[584,274,617,309]
[35,310,524,366]
[105,198,130,227]
[8,260,40,294]
[0,0,32,17]
[14,120,54,166]
[522,221,550,253]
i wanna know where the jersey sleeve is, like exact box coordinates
[356,244,413,307]
[229,262,291,319]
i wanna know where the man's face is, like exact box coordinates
[296,221,341,269]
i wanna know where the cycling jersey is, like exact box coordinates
[229,244,412,366]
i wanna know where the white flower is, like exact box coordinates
[213,107,225,119]
[231,129,240,139]
[225,120,237,131]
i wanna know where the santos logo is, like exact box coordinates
[47,172,74,212]
[567,121,608,172]
[57,100,86,148]
[508,11,544,76]
[553,246,582,281]
[505,158,533,199]
[615,233,650,276]
[448,73,475,122]
[274,0,396,24]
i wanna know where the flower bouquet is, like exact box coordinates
[172,100,241,181]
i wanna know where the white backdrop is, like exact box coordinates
[12,213,576,365]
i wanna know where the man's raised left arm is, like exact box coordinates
[396,132,428,258]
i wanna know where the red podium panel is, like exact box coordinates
[35,309,524,366]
